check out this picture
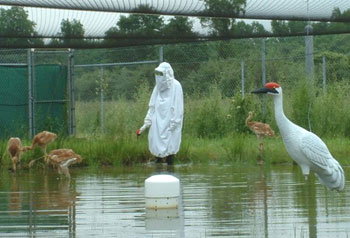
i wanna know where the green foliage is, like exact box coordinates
[179,136,227,164]
[51,19,85,46]
[2,3,350,48]
[162,17,196,37]
[183,58,241,95]
[104,4,165,41]
[75,82,152,138]
[0,140,8,165]
[61,19,84,36]
[163,42,211,64]
[271,20,290,35]
[117,14,163,35]
[201,0,247,36]
[75,64,155,101]
[289,79,315,131]
[0,134,305,168]
[311,81,350,137]
[236,21,268,35]
[271,20,307,35]
[314,52,349,81]
[329,8,350,32]
[185,85,227,138]
[107,65,154,100]
[227,94,250,133]
[222,134,247,162]
[0,7,43,47]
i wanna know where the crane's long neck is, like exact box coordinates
[273,93,292,137]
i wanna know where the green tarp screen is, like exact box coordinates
[0,64,67,138]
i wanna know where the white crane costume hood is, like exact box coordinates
[143,62,184,157]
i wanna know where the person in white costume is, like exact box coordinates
[137,62,184,165]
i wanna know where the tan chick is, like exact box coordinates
[47,149,83,179]
[246,111,275,152]
[7,137,22,172]
[22,131,57,162]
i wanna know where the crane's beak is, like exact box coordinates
[251,87,278,94]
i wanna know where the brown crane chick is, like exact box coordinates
[7,137,22,172]
[22,131,57,163]
[246,111,275,152]
[47,149,82,179]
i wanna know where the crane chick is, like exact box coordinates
[246,111,275,152]
[7,137,22,172]
[22,131,57,163]
[47,149,83,179]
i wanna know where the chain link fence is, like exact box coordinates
[0,49,28,138]
[0,35,349,138]
[0,49,72,139]
[72,36,349,137]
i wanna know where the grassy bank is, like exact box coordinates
[1,134,350,169]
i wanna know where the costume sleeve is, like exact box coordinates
[144,87,157,127]
[169,81,184,131]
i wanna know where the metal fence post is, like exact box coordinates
[305,24,314,81]
[261,38,266,120]
[322,55,326,94]
[241,59,245,97]
[68,49,76,135]
[33,50,37,135]
[27,49,34,138]
[159,46,164,63]
[100,67,105,134]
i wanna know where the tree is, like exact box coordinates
[234,21,267,35]
[314,51,349,81]
[0,7,43,47]
[162,16,196,38]
[271,20,291,35]
[50,19,85,47]
[312,22,329,34]
[106,5,164,36]
[329,8,350,33]
[271,20,307,37]
[331,7,350,22]
[200,0,247,36]
[104,5,165,61]
[117,14,163,35]
[288,21,307,34]
[60,19,84,38]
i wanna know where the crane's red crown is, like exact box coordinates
[265,82,280,89]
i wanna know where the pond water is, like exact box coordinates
[0,163,350,238]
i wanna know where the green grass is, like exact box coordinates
[2,81,350,169]
[1,134,349,169]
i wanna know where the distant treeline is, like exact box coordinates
[0,4,350,47]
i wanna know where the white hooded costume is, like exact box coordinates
[139,62,184,158]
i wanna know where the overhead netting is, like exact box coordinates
[0,0,349,48]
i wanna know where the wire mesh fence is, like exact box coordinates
[72,36,350,137]
[0,49,71,139]
[0,35,349,138]
[0,49,28,138]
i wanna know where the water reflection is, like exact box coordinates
[145,208,180,230]
[0,164,349,237]
[0,170,78,237]
[145,204,185,237]
[8,176,22,216]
